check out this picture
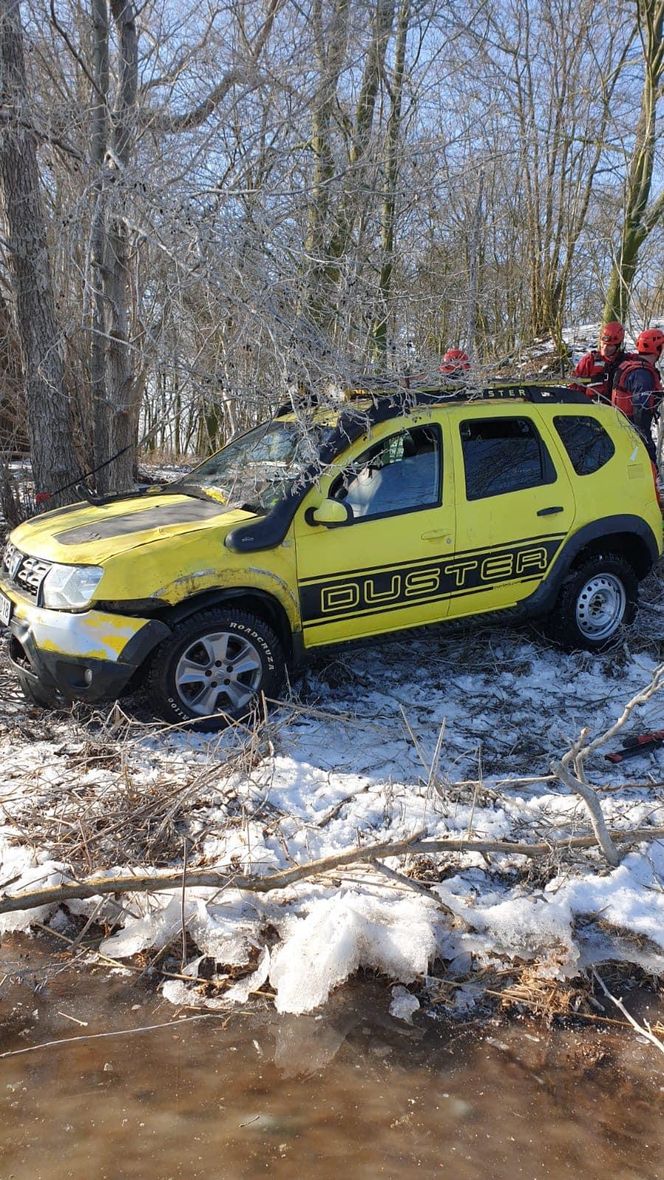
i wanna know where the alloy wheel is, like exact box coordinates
[174,629,263,716]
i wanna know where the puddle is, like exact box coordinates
[0,937,663,1179]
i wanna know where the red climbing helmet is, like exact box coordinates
[635,328,664,358]
[599,321,625,346]
[439,348,470,374]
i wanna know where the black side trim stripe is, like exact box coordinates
[299,536,564,625]
[302,574,543,629]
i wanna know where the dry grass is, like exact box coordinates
[0,694,281,872]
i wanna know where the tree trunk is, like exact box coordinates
[90,0,111,488]
[371,0,409,362]
[466,171,484,355]
[90,0,139,495]
[303,0,350,332]
[0,0,80,507]
[603,0,664,322]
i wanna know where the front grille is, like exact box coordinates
[2,542,51,598]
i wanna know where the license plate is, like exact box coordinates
[0,591,12,627]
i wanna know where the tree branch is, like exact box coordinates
[145,0,284,134]
[551,760,621,866]
[2,827,664,918]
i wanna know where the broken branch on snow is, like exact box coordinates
[2,827,664,918]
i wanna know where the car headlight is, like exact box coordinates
[42,564,104,610]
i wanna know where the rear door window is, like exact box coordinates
[460,417,557,501]
[553,415,615,475]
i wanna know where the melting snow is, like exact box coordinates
[1,608,663,1015]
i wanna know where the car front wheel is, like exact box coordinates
[548,554,638,650]
[146,607,286,730]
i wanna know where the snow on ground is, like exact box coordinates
[1,584,664,1016]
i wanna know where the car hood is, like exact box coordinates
[9,492,253,565]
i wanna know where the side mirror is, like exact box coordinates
[305,498,353,527]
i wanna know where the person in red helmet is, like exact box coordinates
[440,348,470,378]
[571,322,627,402]
[612,328,664,461]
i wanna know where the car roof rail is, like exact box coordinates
[395,382,590,407]
[273,380,590,422]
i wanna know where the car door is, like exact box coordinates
[293,415,456,647]
[446,405,576,618]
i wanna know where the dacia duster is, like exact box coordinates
[0,384,661,730]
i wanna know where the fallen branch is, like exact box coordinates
[563,664,664,777]
[551,760,621,866]
[2,827,664,917]
[592,969,664,1058]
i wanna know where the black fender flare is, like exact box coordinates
[155,587,298,663]
[513,514,660,619]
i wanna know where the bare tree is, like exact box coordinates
[604,0,664,321]
[0,0,79,506]
[371,0,410,360]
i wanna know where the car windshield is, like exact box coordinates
[173,418,337,513]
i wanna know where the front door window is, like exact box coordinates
[331,425,441,520]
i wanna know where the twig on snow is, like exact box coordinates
[592,968,664,1058]
[371,860,471,926]
[551,760,621,866]
[563,663,664,781]
[552,663,664,866]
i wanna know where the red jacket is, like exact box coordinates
[571,348,627,401]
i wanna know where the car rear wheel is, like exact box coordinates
[146,607,285,731]
[547,554,638,650]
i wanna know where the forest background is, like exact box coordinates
[0,0,661,517]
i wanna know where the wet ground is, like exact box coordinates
[0,937,663,1180]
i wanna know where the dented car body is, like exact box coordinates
[1,384,662,729]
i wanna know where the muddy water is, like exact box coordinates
[0,940,663,1180]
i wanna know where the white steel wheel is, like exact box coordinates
[547,553,638,651]
[574,573,627,642]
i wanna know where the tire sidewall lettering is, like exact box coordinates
[154,608,283,728]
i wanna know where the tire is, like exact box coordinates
[546,553,638,651]
[145,607,286,731]
[17,670,57,709]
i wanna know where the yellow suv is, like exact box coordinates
[0,384,661,729]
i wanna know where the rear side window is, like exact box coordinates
[554,415,615,475]
[460,417,557,500]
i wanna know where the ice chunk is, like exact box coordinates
[224,948,271,1004]
[0,857,69,934]
[389,985,420,1023]
[100,894,187,957]
[269,891,439,1014]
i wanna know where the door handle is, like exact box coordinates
[421,529,452,541]
[537,506,564,516]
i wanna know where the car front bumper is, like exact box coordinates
[0,583,170,703]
